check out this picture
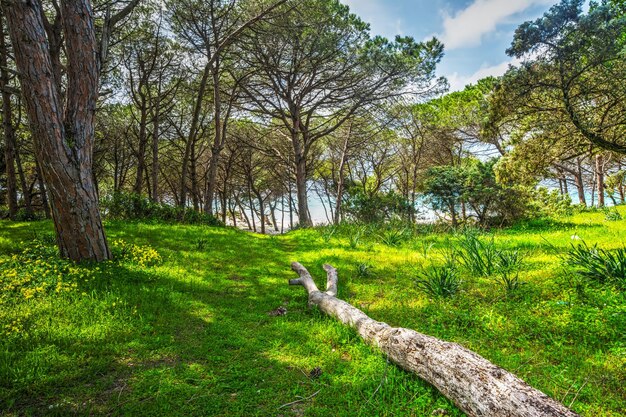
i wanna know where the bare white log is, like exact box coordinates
[289,262,580,417]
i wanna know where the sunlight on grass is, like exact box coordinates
[1,209,625,416]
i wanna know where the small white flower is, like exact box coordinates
[571,235,581,240]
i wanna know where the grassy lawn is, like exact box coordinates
[0,209,625,416]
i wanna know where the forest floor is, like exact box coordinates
[0,209,625,416]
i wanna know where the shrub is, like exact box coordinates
[101,192,223,226]
[424,159,531,227]
[343,186,414,224]
[529,187,573,217]
[604,207,623,222]
[565,242,626,290]
[415,261,462,299]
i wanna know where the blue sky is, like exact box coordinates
[340,0,564,91]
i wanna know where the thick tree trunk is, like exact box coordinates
[5,0,110,261]
[289,263,580,417]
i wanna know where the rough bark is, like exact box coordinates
[0,15,17,219]
[596,154,605,208]
[5,0,110,261]
[294,152,311,227]
[289,263,580,417]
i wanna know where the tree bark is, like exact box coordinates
[596,154,605,208]
[294,153,311,227]
[35,159,51,219]
[14,144,33,217]
[575,158,586,206]
[289,263,580,417]
[5,0,110,261]
[0,15,18,219]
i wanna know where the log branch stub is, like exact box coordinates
[289,263,580,417]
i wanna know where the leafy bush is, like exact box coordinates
[415,261,462,299]
[604,207,623,222]
[343,186,414,224]
[101,192,223,226]
[424,159,530,227]
[529,187,573,217]
[565,242,626,289]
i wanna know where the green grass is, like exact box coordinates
[0,209,625,416]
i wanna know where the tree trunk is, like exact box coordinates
[14,145,33,217]
[190,138,200,211]
[133,102,148,194]
[575,158,586,206]
[596,154,605,208]
[294,153,311,227]
[204,63,222,216]
[5,0,110,261]
[0,16,18,219]
[151,95,160,202]
[35,159,51,219]
[179,64,210,208]
[289,263,580,417]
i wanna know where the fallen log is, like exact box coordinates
[289,262,580,417]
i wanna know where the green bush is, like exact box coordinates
[529,187,573,217]
[101,192,223,226]
[343,186,414,224]
[604,207,623,221]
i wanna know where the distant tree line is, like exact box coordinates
[1,0,625,259]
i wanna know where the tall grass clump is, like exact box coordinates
[346,225,366,249]
[456,230,498,276]
[415,260,462,299]
[495,250,524,294]
[566,242,626,289]
[378,226,412,247]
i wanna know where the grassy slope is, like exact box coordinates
[0,209,625,416]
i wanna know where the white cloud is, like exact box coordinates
[439,0,553,50]
[446,57,523,92]
[341,0,406,39]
